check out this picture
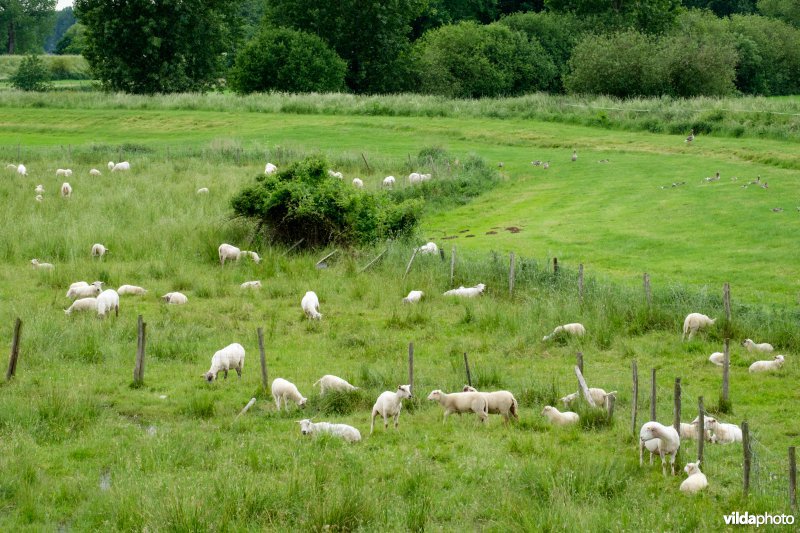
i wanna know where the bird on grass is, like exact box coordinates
[685,129,695,143]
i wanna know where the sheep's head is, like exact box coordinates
[298,397,308,408]
[30,259,38,266]
[684,462,701,476]
[639,422,661,441]
[774,355,785,366]
[398,385,412,399]
[541,406,554,416]
[91,281,104,289]
[298,419,313,435]
[426,390,442,401]
[476,283,486,293]
[203,372,216,383]
[559,392,579,406]
[161,294,171,303]
[742,339,752,347]
[462,385,478,393]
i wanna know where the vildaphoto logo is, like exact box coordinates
[723,512,795,527]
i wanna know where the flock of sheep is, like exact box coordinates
[8,161,130,203]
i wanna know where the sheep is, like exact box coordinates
[543,323,586,342]
[748,354,785,373]
[30,259,54,270]
[402,290,424,304]
[196,187,209,194]
[370,384,412,434]
[34,184,44,194]
[111,161,130,172]
[382,176,395,188]
[328,170,343,179]
[408,172,423,184]
[203,343,245,382]
[65,297,98,315]
[541,405,579,426]
[240,280,262,289]
[56,168,73,177]
[161,292,188,305]
[264,163,277,175]
[443,284,486,298]
[117,285,147,296]
[89,168,101,176]
[91,243,108,257]
[17,164,27,176]
[462,386,519,422]
[559,387,616,407]
[313,374,358,395]
[301,291,322,320]
[96,289,120,318]
[352,178,364,188]
[244,251,261,263]
[639,421,681,476]
[107,161,115,170]
[682,313,716,341]
[218,243,242,265]
[298,419,361,443]
[680,422,713,442]
[427,390,489,424]
[708,352,725,366]
[416,242,439,255]
[703,418,743,444]
[680,461,708,494]
[67,283,102,299]
[60,182,72,198]
[271,378,307,410]
[35,194,43,202]
[742,338,774,353]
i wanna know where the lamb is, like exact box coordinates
[161,292,188,305]
[35,194,43,202]
[462,386,519,422]
[240,281,262,289]
[91,243,108,257]
[408,172,423,184]
[64,297,98,315]
[382,176,395,188]
[264,163,277,175]
[67,282,102,299]
[313,375,358,395]
[56,168,73,177]
[111,161,130,172]
[543,323,586,341]
[639,421,681,476]
[107,161,115,170]
[416,242,439,255]
[559,387,616,407]
[196,187,209,194]
[271,378,307,410]
[89,168,101,176]
[402,290,424,304]
[427,390,489,423]
[203,343,245,382]
[742,338,774,353]
[218,243,242,265]
[680,423,713,441]
[30,259,54,270]
[328,170,343,179]
[301,291,322,320]
[680,461,708,494]
[60,182,72,198]
[541,405,579,426]
[703,417,742,444]
[708,352,725,366]
[96,289,120,318]
[370,384,412,434]
[352,178,364,188]
[748,354,785,373]
[34,184,44,194]
[443,284,486,298]
[298,419,361,443]
[17,164,27,176]
[682,313,716,341]
[117,285,147,296]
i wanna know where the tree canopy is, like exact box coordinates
[0,0,56,54]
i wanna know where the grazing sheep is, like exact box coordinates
[17,164,27,176]
[240,280,262,289]
[748,354,785,373]
[30,259,54,270]
[559,387,616,407]
[107,161,115,170]
[543,323,586,342]
[416,242,439,255]
[218,243,242,265]
[264,163,277,175]
[708,352,725,366]
[408,172,423,184]
[352,178,364,188]
[313,375,358,395]
[462,386,519,422]
[111,161,130,172]
[298,419,361,443]
[370,385,412,434]
[161,292,188,305]
[328,170,343,179]
[244,251,261,263]
[541,405,579,426]
[203,343,245,382]
[703,418,743,444]
[60,182,72,198]
[680,462,708,494]
[427,390,489,423]
[91,243,108,257]
[443,284,486,298]
[271,378,307,410]
[96,289,120,318]
[301,291,322,320]
[682,313,716,341]
[382,176,395,188]
[35,194,43,202]
[67,283,102,299]
[56,168,73,177]
[34,184,44,194]
[639,421,681,476]
[742,338,774,353]
[65,297,98,315]
[402,290,424,304]
[89,168,101,176]
[196,187,209,194]
[117,285,147,296]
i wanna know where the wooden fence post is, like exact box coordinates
[408,342,414,394]
[578,263,584,302]
[605,394,615,419]
[553,257,559,274]
[698,396,705,464]
[650,368,657,421]
[509,252,516,297]
[449,247,456,288]
[743,421,751,497]
[789,446,796,510]
[463,352,472,387]
[258,327,268,392]
[631,360,639,436]
[133,315,146,385]
[576,352,584,376]
[403,249,418,280]
[5,318,22,381]
[722,338,730,405]
[673,378,682,467]
[643,273,651,307]
[574,366,597,407]
[724,282,731,322]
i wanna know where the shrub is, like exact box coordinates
[10,55,52,92]
[229,27,347,94]
[728,14,800,95]
[55,23,87,56]
[657,35,738,97]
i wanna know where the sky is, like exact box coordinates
[57,0,74,9]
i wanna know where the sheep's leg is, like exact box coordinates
[384,413,390,430]
[115,305,119,318]
[236,367,242,378]
[639,442,644,467]
[670,453,676,476]
[223,370,228,380]
[688,328,696,340]
[274,395,280,410]
[393,412,400,429]
[370,412,376,435]
[659,451,667,476]
[649,451,654,465]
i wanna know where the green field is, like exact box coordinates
[0,93,797,530]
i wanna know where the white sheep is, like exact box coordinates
[117,285,147,296]
[443,284,486,298]
[541,405,580,426]
[111,161,130,172]
[89,168,101,176]
[416,242,439,255]
[543,323,586,341]
[161,292,188,305]
[462,386,519,422]
[17,164,27,176]
[96,289,120,318]
[682,313,716,341]
[91,243,108,257]
[67,282,102,299]
[203,343,245,382]
[56,168,73,177]
[265,163,277,175]
[64,297,98,315]
[30,259,54,270]
[218,243,242,265]
[35,194,43,202]
[196,187,209,194]
[559,387,616,407]
[708,352,725,366]
[244,251,261,263]
[408,172,423,184]
[352,178,364,188]
[703,418,743,444]
[313,375,358,395]
[298,419,361,443]
[742,338,774,353]
[107,161,115,170]
[680,461,708,494]
[421,173,432,181]
[382,176,395,188]
[402,290,424,304]
[60,182,72,198]
[34,184,44,194]
[301,291,322,320]
[748,354,785,373]
[271,378,307,410]
[240,280,262,289]
[370,384,412,434]
[328,170,343,179]
[427,390,489,423]
[680,422,713,441]
[639,421,681,476]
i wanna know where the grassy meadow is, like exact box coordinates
[0,92,798,530]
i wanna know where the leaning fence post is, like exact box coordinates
[698,396,705,464]
[258,327,268,392]
[133,315,146,385]
[509,252,516,297]
[605,394,615,420]
[643,273,651,307]
[6,318,22,381]
[449,247,456,287]
[574,365,596,408]
[408,342,414,394]
[403,249,418,280]
[576,352,584,376]
[743,421,751,497]
[722,338,730,408]
[631,360,639,436]
[789,446,796,511]
[463,352,472,387]
[673,378,682,465]
[650,368,657,421]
